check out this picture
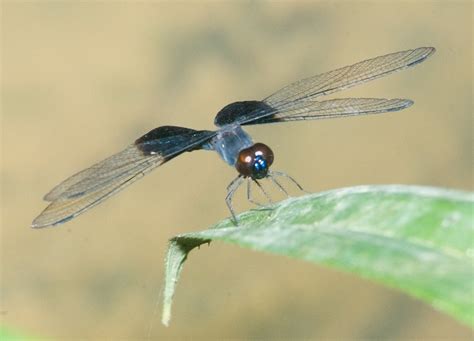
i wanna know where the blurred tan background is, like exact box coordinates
[1,1,472,339]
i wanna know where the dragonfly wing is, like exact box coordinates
[219,47,434,126]
[33,126,215,228]
[264,47,435,107]
[44,144,153,202]
[248,98,414,124]
[32,158,161,228]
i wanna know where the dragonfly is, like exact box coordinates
[32,46,435,228]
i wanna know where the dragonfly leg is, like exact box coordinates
[267,174,289,197]
[225,175,244,224]
[253,179,273,204]
[269,170,307,193]
[246,178,266,207]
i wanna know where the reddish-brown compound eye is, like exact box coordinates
[235,143,274,179]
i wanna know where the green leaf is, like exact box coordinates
[0,327,36,340]
[161,185,474,327]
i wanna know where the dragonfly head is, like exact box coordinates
[235,143,274,180]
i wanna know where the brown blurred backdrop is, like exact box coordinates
[2,1,472,339]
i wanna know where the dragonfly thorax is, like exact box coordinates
[209,124,254,166]
[235,143,274,179]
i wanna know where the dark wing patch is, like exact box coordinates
[214,101,274,127]
[135,125,214,157]
[135,125,200,144]
[33,127,215,228]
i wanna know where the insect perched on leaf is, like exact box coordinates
[32,47,435,228]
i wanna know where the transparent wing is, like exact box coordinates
[250,98,414,124]
[264,47,435,107]
[228,47,434,126]
[43,145,154,202]
[32,153,162,228]
[32,127,215,228]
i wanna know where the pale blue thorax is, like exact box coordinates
[206,124,254,166]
